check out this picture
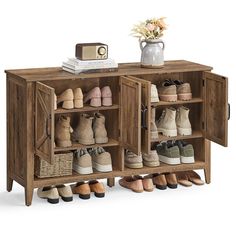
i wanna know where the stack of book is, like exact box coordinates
[62,58,118,74]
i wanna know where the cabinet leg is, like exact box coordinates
[107,178,115,187]
[25,187,34,206]
[7,177,13,192]
[204,168,211,184]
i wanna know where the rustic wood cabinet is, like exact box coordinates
[5,60,229,206]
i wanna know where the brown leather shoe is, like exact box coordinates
[186,170,205,185]
[71,182,91,199]
[152,174,167,190]
[134,175,154,192]
[119,176,143,193]
[165,173,178,189]
[175,171,192,187]
[89,180,105,198]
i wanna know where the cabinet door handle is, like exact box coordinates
[46,115,51,139]
[228,103,230,120]
[141,105,148,130]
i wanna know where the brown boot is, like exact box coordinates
[71,182,91,199]
[151,108,158,140]
[89,180,105,198]
[93,113,108,144]
[72,113,95,145]
[55,116,73,147]
[165,173,178,189]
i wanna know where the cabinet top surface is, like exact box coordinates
[5,60,212,82]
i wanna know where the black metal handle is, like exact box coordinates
[141,105,148,129]
[46,115,51,139]
[228,103,230,120]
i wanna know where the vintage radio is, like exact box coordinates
[75,43,108,60]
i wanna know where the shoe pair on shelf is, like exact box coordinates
[73,147,112,174]
[156,140,195,165]
[71,180,105,199]
[37,185,73,204]
[153,106,192,138]
[72,112,108,145]
[176,170,205,187]
[119,175,154,193]
[84,86,112,107]
[56,88,83,110]
[151,173,178,189]
[151,79,192,103]
[124,149,160,169]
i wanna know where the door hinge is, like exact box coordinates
[118,129,120,138]
[202,79,205,87]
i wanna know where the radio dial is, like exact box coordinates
[98,46,106,55]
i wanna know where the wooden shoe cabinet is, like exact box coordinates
[5,60,229,206]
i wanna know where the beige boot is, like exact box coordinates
[151,108,158,140]
[74,88,83,108]
[57,89,74,109]
[55,116,73,147]
[176,106,192,135]
[156,107,177,137]
[93,113,108,144]
[72,113,95,145]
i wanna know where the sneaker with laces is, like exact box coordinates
[125,150,143,168]
[158,79,177,102]
[89,147,112,172]
[175,140,195,163]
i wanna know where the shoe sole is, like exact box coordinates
[92,161,112,172]
[167,183,178,189]
[156,184,167,190]
[125,162,143,169]
[47,198,59,204]
[177,127,192,136]
[159,154,181,165]
[181,156,195,163]
[78,138,95,145]
[157,128,177,137]
[95,137,108,144]
[143,160,160,167]
[94,192,105,198]
[178,93,192,101]
[73,163,93,175]
[79,194,91,200]
[61,196,73,202]
[159,94,177,102]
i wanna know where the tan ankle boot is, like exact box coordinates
[151,108,158,140]
[57,89,74,109]
[176,106,192,135]
[55,116,73,147]
[73,113,95,145]
[156,107,177,137]
[93,113,108,143]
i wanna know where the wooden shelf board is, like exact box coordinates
[33,161,205,188]
[151,98,203,107]
[151,130,203,143]
[54,138,119,152]
[54,104,119,114]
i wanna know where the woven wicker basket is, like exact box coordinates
[35,152,73,178]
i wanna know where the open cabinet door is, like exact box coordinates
[35,82,55,164]
[128,76,151,154]
[120,76,141,155]
[204,71,228,146]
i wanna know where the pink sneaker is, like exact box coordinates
[84,87,101,107]
[101,86,112,106]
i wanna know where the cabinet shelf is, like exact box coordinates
[33,161,206,188]
[54,138,119,152]
[151,130,203,143]
[151,98,203,107]
[54,104,119,114]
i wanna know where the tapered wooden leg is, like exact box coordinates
[204,168,211,184]
[25,187,34,206]
[204,140,211,184]
[107,178,115,187]
[7,177,13,192]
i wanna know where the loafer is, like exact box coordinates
[152,174,167,190]
[37,186,59,204]
[71,182,91,200]
[56,185,73,202]
[89,180,105,198]
[119,176,143,193]
[134,175,154,192]
[175,171,192,187]
[165,173,178,189]
[186,170,205,185]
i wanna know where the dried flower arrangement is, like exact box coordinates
[132,17,167,40]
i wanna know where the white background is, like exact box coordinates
[0,0,235,235]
